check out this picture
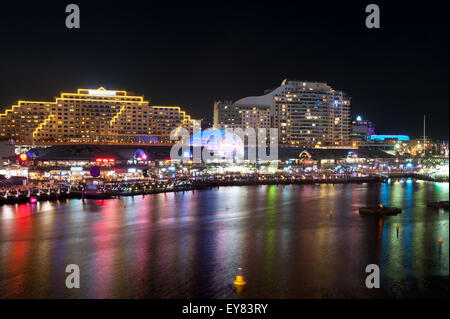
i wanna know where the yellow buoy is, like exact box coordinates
[233,268,247,286]
[329,210,333,216]
[396,224,399,230]
[235,285,244,294]
[438,237,443,245]
[234,275,247,286]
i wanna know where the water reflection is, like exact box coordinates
[0,181,448,298]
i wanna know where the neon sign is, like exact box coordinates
[95,158,115,165]
[88,89,116,96]
[134,149,148,161]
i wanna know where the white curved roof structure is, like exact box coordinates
[233,79,332,113]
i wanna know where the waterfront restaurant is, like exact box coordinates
[13,144,395,182]
[28,145,394,168]
[24,145,173,181]
[278,147,394,167]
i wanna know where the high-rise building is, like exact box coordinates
[217,79,351,146]
[213,101,271,130]
[351,116,375,141]
[0,87,194,145]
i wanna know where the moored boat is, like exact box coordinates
[359,204,401,216]
[30,188,40,200]
[6,190,18,204]
[69,186,83,199]
[39,189,50,201]
[58,185,69,199]
[132,183,143,195]
[0,191,7,205]
[49,189,58,201]
[119,185,134,196]
[17,190,29,203]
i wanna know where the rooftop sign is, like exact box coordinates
[88,89,116,96]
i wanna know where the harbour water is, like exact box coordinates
[0,179,448,298]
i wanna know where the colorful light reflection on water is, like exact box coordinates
[0,180,448,298]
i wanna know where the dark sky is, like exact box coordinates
[0,0,448,139]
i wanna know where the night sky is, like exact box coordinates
[0,0,448,139]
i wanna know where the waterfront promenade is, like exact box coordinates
[1,172,386,204]
[1,169,448,205]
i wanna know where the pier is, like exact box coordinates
[0,173,385,205]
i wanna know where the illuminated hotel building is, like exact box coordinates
[228,79,351,146]
[213,101,271,130]
[0,87,194,145]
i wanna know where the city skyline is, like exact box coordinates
[0,0,448,304]
[0,80,447,143]
[0,1,448,140]
[0,83,397,149]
